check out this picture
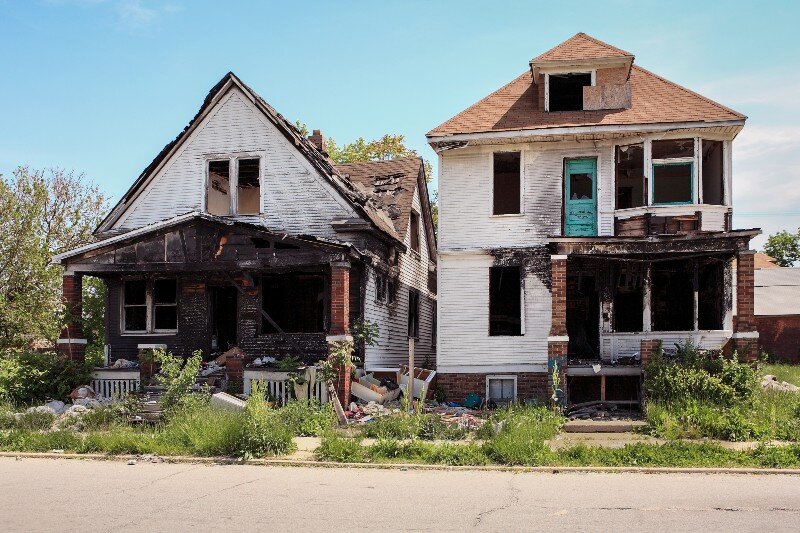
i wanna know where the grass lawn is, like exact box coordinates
[761,363,800,386]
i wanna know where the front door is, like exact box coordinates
[564,158,597,236]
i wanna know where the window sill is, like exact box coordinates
[490,213,524,218]
[120,331,178,336]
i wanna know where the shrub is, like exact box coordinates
[423,443,488,466]
[0,350,92,405]
[481,406,562,465]
[238,382,296,457]
[315,432,367,462]
[154,349,203,411]
[16,409,56,430]
[161,401,245,456]
[276,401,336,437]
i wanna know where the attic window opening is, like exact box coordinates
[548,73,592,112]
[489,266,522,336]
[237,158,261,215]
[493,152,521,215]
[206,157,261,216]
[207,160,231,216]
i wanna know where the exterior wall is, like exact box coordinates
[437,372,549,403]
[755,315,800,363]
[363,186,436,370]
[114,87,358,237]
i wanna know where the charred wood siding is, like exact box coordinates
[115,88,358,238]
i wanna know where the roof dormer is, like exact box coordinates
[530,33,634,112]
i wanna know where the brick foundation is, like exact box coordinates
[437,372,549,404]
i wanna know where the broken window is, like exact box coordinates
[493,152,521,215]
[548,73,592,112]
[486,376,516,404]
[615,144,645,209]
[651,260,694,331]
[207,160,231,216]
[652,139,694,159]
[613,265,644,332]
[122,279,178,333]
[261,273,325,334]
[388,279,397,304]
[237,158,261,214]
[489,266,522,336]
[698,261,724,330]
[652,163,693,204]
[409,211,420,253]
[408,290,420,338]
[702,140,724,205]
[375,273,387,303]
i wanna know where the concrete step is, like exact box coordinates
[563,419,647,433]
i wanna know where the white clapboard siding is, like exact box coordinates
[437,253,550,370]
[115,87,357,237]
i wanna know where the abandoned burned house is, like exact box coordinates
[428,33,759,406]
[52,72,437,404]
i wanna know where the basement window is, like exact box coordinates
[261,273,325,334]
[652,260,694,331]
[493,152,521,215]
[615,144,645,209]
[408,290,420,339]
[548,73,592,112]
[409,211,421,253]
[489,266,522,336]
[486,376,517,404]
[702,140,724,205]
[237,158,261,215]
[122,279,178,333]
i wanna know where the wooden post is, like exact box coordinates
[408,337,415,412]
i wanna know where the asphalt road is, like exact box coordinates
[1,458,799,532]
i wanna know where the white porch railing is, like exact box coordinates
[599,330,732,361]
[242,367,329,405]
[91,368,141,399]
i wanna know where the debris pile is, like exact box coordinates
[427,405,485,430]
[567,402,640,421]
[761,375,800,393]
[345,401,400,423]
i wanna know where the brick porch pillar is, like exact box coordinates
[548,255,568,402]
[327,260,352,407]
[640,338,661,367]
[733,250,758,362]
[57,274,87,363]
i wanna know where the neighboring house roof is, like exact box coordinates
[531,32,633,62]
[427,34,745,138]
[755,268,800,316]
[96,72,402,244]
[754,252,780,269]
[335,157,437,263]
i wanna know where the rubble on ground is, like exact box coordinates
[761,375,800,393]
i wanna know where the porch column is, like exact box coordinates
[733,250,758,362]
[548,255,568,400]
[57,273,87,363]
[327,261,352,407]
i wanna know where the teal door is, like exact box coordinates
[564,159,597,236]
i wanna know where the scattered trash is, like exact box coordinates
[463,392,482,410]
[427,405,485,430]
[250,356,277,367]
[45,401,66,414]
[50,449,64,454]
[345,401,400,422]
[210,392,246,412]
[112,358,138,369]
[27,405,57,416]
[761,375,800,393]
[69,385,97,401]
[127,459,137,466]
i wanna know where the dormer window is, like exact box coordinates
[206,157,261,216]
[547,72,593,111]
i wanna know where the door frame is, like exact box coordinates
[562,157,598,236]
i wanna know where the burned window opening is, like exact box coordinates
[489,266,522,336]
[567,272,599,358]
[375,273,387,303]
[409,211,421,253]
[407,290,420,339]
[261,273,325,334]
[651,260,694,331]
[548,73,592,112]
[615,144,645,209]
[698,260,724,330]
[237,158,261,215]
[493,152,521,215]
[702,140,724,205]
[207,160,231,216]
[613,265,644,333]
[122,279,177,333]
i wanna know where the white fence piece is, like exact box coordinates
[91,368,141,399]
[242,366,329,405]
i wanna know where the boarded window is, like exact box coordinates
[493,152,521,215]
[698,261,724,330]
[153,279,178,331]
[615,144,645,209]
[652,260,694,331]
[123,280,147,332]
[548,73,592,112]
[237,158,260,214]
[261,273,325,334]
[652,139,694,159]
[702,140,724,205]
[409,211,420,253]
[207,160,231,216]
[408,290,420,338]
[652,163,693,204]
[489,266,522,336]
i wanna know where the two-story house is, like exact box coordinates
[428,33,759,406]
[52,72,437,405]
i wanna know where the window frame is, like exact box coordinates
[485,375,517,403]
[491,151,524,217]
[205,154,263,217]
[650,160,694,206]
[488,266,524,337]
[409,210,421,254]
[544,70,597,112]
[407,289,420,339]
[121,278,179,335]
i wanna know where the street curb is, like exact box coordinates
[2,451,800,475]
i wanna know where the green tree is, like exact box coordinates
[0,167,106,349]
[764,229,800,267]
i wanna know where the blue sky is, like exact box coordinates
[1,0,798,248]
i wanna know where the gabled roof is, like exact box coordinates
[97,72,402,244]
[531,32,633,63]
[428,34,745,139]
[335,157,437,262]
